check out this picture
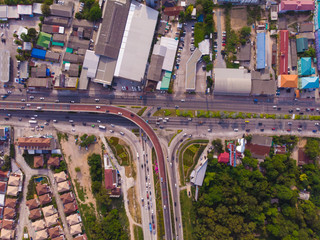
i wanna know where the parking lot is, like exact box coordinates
[0,17,40,89]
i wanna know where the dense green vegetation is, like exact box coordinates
[87,153,102,194]
[83,153,129,240]
[180,189,196,240]
[183,144,207,180]
[107,137,129,166]
[1,155,11,171]
[305,138,320,160]
[189,150,320,239]
[79,134,96,148]
[137,107,147,116]
[193,0,214,47]
[75,0,102,22]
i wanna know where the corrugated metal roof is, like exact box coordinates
[214,68,252,95]
[160,37,179,71]
[83,50,100,78]
[279,30,288,75]
[299,76,319,89]
[185,48,202,91]
[256,32,266,69]
[296,37,308,53]
[114,2,158,82]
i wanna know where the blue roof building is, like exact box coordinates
[299,76,319,89]
[31,48,47,60]
[298,57,315,76]
[256,32,265,69]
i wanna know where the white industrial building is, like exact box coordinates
[214,68,252,95]
[90,0,158,87]
[114,1,158,82]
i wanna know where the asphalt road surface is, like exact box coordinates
[2,91,320,115]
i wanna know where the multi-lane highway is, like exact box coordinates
[1,91,320,115]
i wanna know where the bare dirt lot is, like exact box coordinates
[60,134,103,211]
[230,7,248,31]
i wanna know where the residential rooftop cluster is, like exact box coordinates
[0,170,23,240]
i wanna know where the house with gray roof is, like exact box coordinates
[50,3,74,18]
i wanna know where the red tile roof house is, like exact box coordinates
[60,192,75,204]
[218,152,229,164]
[34,155,44,168]
[4,199,16,209]
[36,183,51,196]
[163,6,184,16]
[104,169,121,197]
[15,137,55,150]
[0,182,7,194]
[3,207,15,220]
[39,193,52,206]
[2,219,14,230]
[26,198,40,210]
[0,170,9,182]
[73,234,88,240]
[278,0,314,13]
[29,208,42,220]
[48,156,60,167]
[63,201,77,215]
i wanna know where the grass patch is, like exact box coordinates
[180,189,195,240]
[26,176,36,200]
[137,106,147,116]
[131,106,142,109]
[182,144,207,181]
[194,22,206,47]
[134,225,144,240]
[152,148,165,239]
[107,137,130,166]
[128,187,142,224]
[178,140,209,186]
[117,105,126,108]
[23,152,34,168]
[168,130,182,147]
[74,179,86,202]
[153,109,176,117]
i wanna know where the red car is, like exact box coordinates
[222,43,226,46]
[287,129,291,132]
[272,128,275,131]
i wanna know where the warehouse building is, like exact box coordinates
[114,1,158,82]
[256,32,266,70]
[214,68,252,96]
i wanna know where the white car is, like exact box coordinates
[109,130,114,133]
[30,96,34,99]
[40,97,44,100]
[97,120,101,123]
[95,99,100,102]
[96,106,100,109]
[118,112,122,115]
[53,120,57,123]
[21,99,25,102]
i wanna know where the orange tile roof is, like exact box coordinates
[280,75,298,88]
